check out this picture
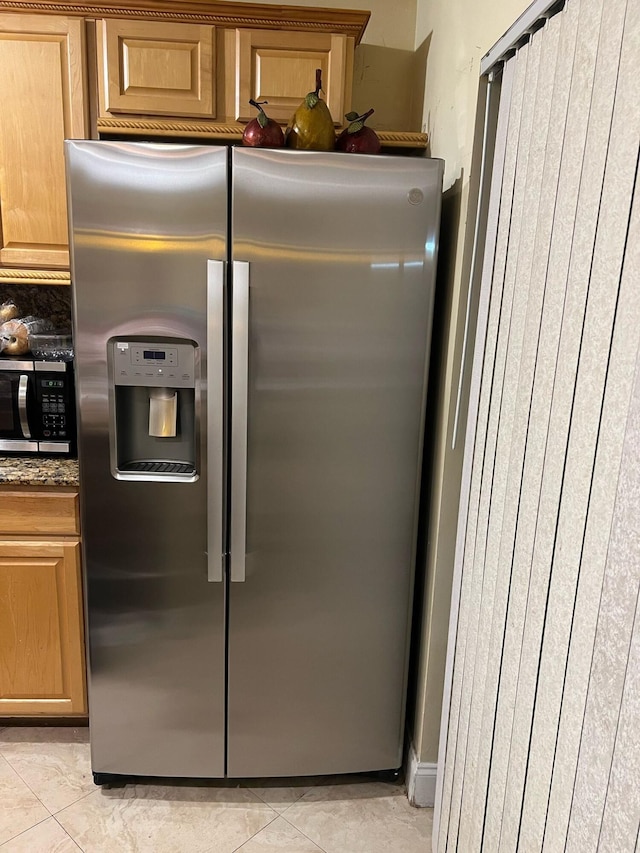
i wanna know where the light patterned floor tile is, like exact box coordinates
[246,781,315,814]
[283,781,433,853]
[0,755,49,846]
[0,817,80,852]
[230,816,325,852]
[0,727,93,814]
[57,782,276,853]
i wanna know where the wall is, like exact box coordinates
[234,0,420,129]
[410,0,531,770]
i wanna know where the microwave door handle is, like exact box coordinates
[231,261,249,583]
[207,259,225,583]
[18,374,31,438]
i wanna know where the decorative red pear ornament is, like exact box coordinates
[336,109,381,154]
[242,99,285,148]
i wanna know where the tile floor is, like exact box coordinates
[0,727,433,852]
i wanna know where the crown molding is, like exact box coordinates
[0,268,71,286]
[97,117,428,149]
[0,0,370,41]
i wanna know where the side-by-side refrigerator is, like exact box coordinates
[65,141,443,782]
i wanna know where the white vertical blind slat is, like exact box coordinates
[497,0,607,845]
[482,4,581,848]
[518,0,631,845]
[543,1,640,846]
[595,192,640,853]
[435,0,640,847]
[566,331,640,852]
[456,30,544,851]
[458,20,559,853]
[598,590,640,852]
[437,47,529,853]
[561,8,640,844]
[432,56,516,851]
[445,40,534,848]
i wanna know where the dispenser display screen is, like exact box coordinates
[143,350,166,360]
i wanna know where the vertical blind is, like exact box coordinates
[435,0,640,849]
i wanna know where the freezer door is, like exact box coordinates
[66,141,228,778]
[228,148,443,776]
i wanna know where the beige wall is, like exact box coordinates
[411,0,531,764]
[233,0,416,49]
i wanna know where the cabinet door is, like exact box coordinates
[0,540,86,715]
[0,14,88,269]
[231,29,351,124]
[98,19,216,118]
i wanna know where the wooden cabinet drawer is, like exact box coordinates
[0,491,79,536]
[227,28,353,125]
[97,19,216,119]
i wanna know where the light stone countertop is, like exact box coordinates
[0,455,79,487]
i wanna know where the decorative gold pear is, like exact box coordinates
[286,69,335,151]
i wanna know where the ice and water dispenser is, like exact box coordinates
[108,338,198,480]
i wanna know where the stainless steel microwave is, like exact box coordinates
[0,359,76,456]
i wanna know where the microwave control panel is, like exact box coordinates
[35,373,73,440]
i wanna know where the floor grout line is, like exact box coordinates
[0,753,53,818]
[52,786,98,817]
[225,811,281,853]
[0,815,53,849]
[277,811,330,853]
[0,748,97,820]
[51,814,85,852]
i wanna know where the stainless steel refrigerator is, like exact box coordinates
[65,141,442,782]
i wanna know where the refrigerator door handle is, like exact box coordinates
[207,260,225,583]
[231,260,249,583]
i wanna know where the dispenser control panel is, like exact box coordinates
[111,340,196,388]
[132,347,178,366]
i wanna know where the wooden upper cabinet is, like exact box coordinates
[0,14,88,270]
[229,29,353,125]
[97,19,216,118]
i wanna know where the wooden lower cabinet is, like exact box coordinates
[0,539,86,715]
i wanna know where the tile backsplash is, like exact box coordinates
[0,284,72,332]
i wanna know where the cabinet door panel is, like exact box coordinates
[0,15,87,269]
[234,30,349,124]
[98,19,215,118]
[0,541,86,715]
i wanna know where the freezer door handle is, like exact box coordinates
[207,260,225,583]
[231,261,249,583]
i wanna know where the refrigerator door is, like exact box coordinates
[66,141,228,777]
[228,148,443,776]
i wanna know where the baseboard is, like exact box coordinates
[406,744,437,807]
